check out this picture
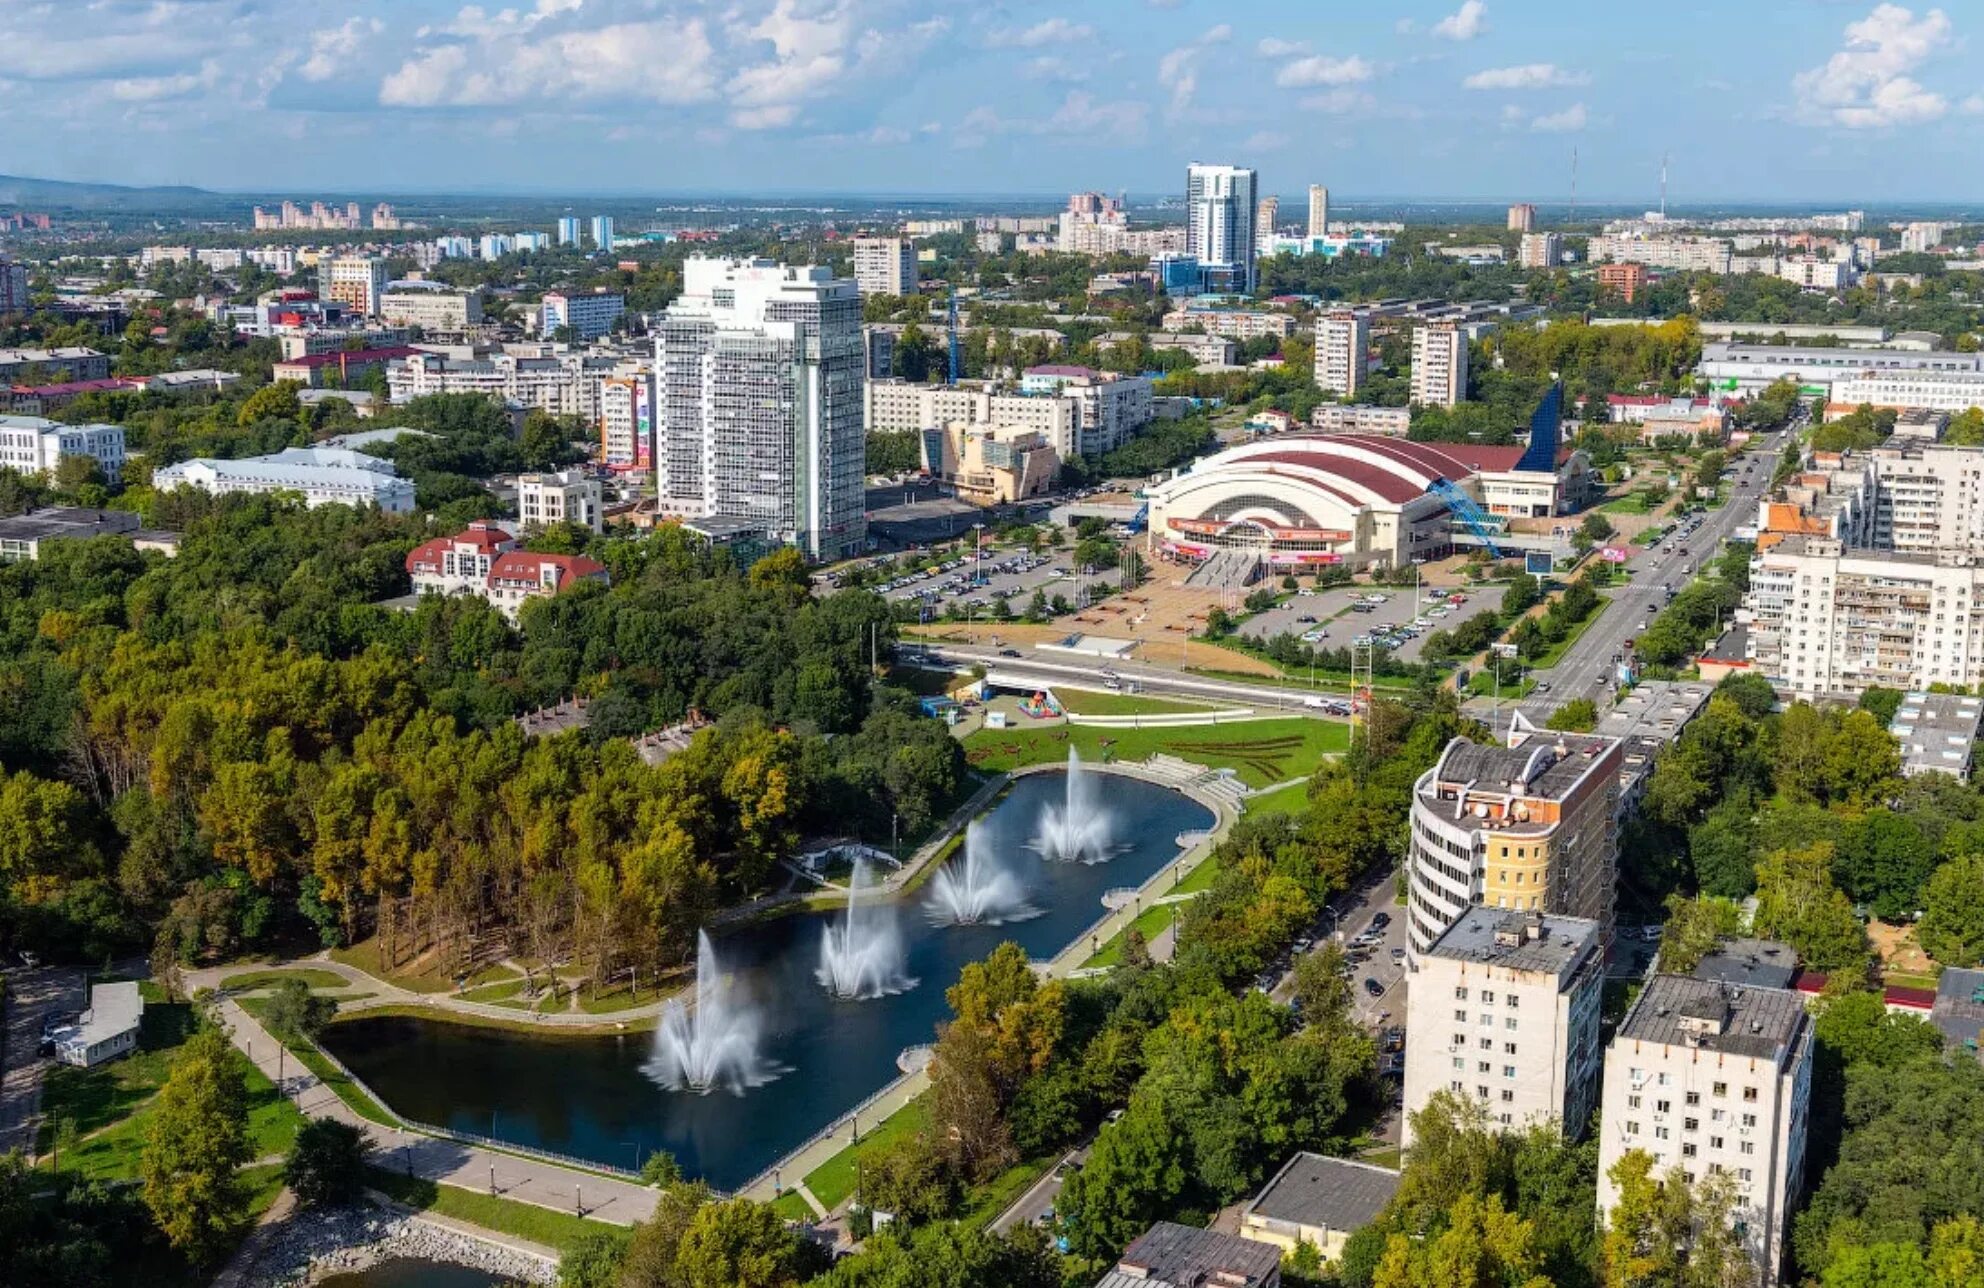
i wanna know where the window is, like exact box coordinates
[1712,1109,1726,1123]
[1480,1013,1493,1026]
[1710,1136,1725,1150]
[1506,1017,1519,1031]
[1501,1089,1514,1103]
[1713,1081,1728,1097]
[1453,1057,1465,1071]
[1479,1061,1492,1074]
[1684,1117,1699,1132]
[1455,987,1469,1001]
[1739,1168,1754,1184]
[1658,1073,1672,1086]
[1682,1143,1697,1158]
[1685,1092,1701,1106]
[1507,994,1519,1010]
[1628,1095,1642,1110]
[1740,1141,1755,1156]
[1505,1042,1518,1055]
[1454,1033,1467,1048]
[1626,1120,1640,1136]
[1655,1126,1670,1140]
[1741,1113,1757,1128]
[1743,1086,1758,1102]
[1482,991,1496,1004]
[1504,1065,1517,1079]
[1454,1009,1468,1022]
[1451,1080,1464,1093]
[1478,1085,1490,1099]
[1656,1100,1671,1114]
[1480,1037,1493,1050]
[1629,1067,1645,1083]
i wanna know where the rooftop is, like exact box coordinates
[1423,910,1602,981]
[0,507,142,544]
[1427,729,1619,810]
[1617,974,1807,1061]
[1245,1153,1400,1236]
[1932,968,1984,1057]
[54,980,144,1051]
[1689,938,1798,990]
[1596,680,1716,746]
[1888,692,1984,777]
[1101,1222,1282,1288]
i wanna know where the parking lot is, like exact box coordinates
[859,548,1117,623]
[1239,581,1486,664]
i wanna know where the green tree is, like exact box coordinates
[283,1118,370,1208]
[1918,854,1984,966]
[557,1230,632,1288]
[235,380,302,427]
[1546,698,1599,733]
[1753,843,1870,976]
[140,1026,252,1264]
[673,1197,820,1288]
[1657,894,1746,974]
[261,977,334,1043]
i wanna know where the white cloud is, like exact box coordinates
[1394,18,1420,35]
[1530,102,1588,132]
[301,18,383,83]
[1792,4,1953,128]
[1275,55,1375,89]
[380,20,720,107]
[1431,1,1487,41]
[1244,130,1290,151]
[1157,23,1231,116]
[1257,37,1308,58]
[951,90,1147,148]
[1022,56,1089,83]
[1299,89,1380,115]
[987,18,1093,48]
[1963,93,1984,114]
[110,59,222,102]
[1462,63,1589,90]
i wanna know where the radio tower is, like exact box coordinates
[1660,151,1669,219]
[1569,146,1579,223]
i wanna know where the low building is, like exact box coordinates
[405,522,609,620]
[1160,307,1296,341]
[152,446,415,512]
[51,981,143,1068]
[542,290,625,341]
[1930,967,1984,1062]
[0,346,112,383]
[1595,974,1815,1280]
[0,413,126,482]
[272,346,422,389]
[1887,692,1984,780]
[3,377,146,415]
[1595,680,1716,813]
[379,282,484,331]
[1097,1222,1282,1288]
[1597,263,1648,303]
[1606,395,1729,442]
[1310,404,1411,436]
[517,469,604,532]
[1112,329,1235,366]
[920,422,1059,505]
[1402,911,1606,1147]
[0,506,178,561]
[1240,1153,1400,1262]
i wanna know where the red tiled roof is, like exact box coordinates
[8,378,144,397]
[453,523,514,551]
[275,346,421,370]
[405,536,452,574]
[1433,444,1530,473]
[488,551,607,584]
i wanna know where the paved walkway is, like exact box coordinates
[0,966,84,1155]
[189,956,675,1029]
[210,996,659,1227]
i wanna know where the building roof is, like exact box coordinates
[1931,967,1984,1057]
[1888,692,1984,777]
[0,346,107,364]
[155,454,412,496]
[0,507,142,544]
[1105,1222,1282,1288]
[1617,974,1807,1061]
[64,980,143,1048]
[273,346,422,370]
[1245,1153,1400,1235]
[6,378,144,397]
[1025,364,1104,379]
[488,550,607,584]
[1595,680,1716,746]
[1430,730,1620,805]
[1689,939,1798,990]
[1425,910,1602,979]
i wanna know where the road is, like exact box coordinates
[1267,862,1410,1026]
[910,641,1356,712]
[0,966,85,1155]
[989,1147,1087,1236]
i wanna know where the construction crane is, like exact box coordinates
[946,286,961,386]
[1428,478,1505,558]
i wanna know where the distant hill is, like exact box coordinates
[0,173,221,209]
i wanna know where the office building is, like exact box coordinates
[589,215,615,251]
[276,326,412,361]
[1239,1154,1398,1264]
[379,283,484,331]
[599,372,654,469]
[1314,310,1369,397]
[1519,232,1563,270]
[1310,403,1412,435]
[1700,340,1982,398]
[557,217,582,247]
[542,289,625,341]
[1185,163,1259,293]
[654,257,866,560]
[851,236,916,296]
[1598,262,1648,303]
[1831,368,1984,414]
[1596,974,1814,1279]
[0,347,111,383]
[1099,1222,1281,1288]
[1255,195,1280,250]
[1402,911,1605,1147]
[1406,723,1622,955]
[517,469,604,532]
[1307,185,1330,239]
[862,325,897,380]
[1508,203,1537,232]
[405,521,609,621]
[1888,692,1984,780]
[0,256,27,313]
[319,255,389,318]
[0,414,125,482]
[920,422,1059,504]
[153,446,415,512]
[1410,322,1468,408]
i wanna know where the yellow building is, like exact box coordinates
[918,421,1059,506]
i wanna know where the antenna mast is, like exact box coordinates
[1660,151,1669,219]
[1569,146,1579,223]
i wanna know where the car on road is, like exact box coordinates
[999,648,1022,658]
[1295,614,1317,624]
[1370,911,1390,929]
[1363,977,1385,997]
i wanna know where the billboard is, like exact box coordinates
[1525,551,1555,576]
[634,377,654,470]
[1599,546,1630,563]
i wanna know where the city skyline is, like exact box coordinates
[2,1,1981,202]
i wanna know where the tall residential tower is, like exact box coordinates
[1185,163,1259,293]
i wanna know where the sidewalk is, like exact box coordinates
[188,957,673,1029]
[212,996,658,1227]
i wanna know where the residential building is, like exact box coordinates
[1519,232,1563,269]
[1595,680,1716,815]
[1410,322,1468,408]
[1403,910,1605,1147]
[542,289,625,341]
[920,422,1059,505]
[479,234,515,261]
[50,981,143,1068]
[0,347,111,383]
[1890,409,1949,440]
[1887,691,1984,780]
[1056,192,1129,254]
[1018,365,1153,456]
[851,236,916,296]
[1508,203,1537,232]
[1240,1154,1399,1263]
[318,255,389,317]
[0,506,179,562]
[1307,185,1330,239]
[1597,262,1648,303]
[0,255,27,313]
[1901,221,1952,254]
[1120,329,1234,366]
[518,470,604,532]
[1160,307,1295,341]
[864,373,1149,460]
[1595,974,1814,1279]
[1830,368,1984,414]
[557,217,582,247]
[1929,968,1984,1061]
[276,326,412,360]
[1314,310,1369,397]
[1607,395,1730,443]
[599,371,655,469]
[379,283,484,330]
[388,349,620,420]
[1310,403,1411,435]
[152,446,416,512]
[371,202,399,230]
[1097,1222,1281,1288]
[862,325,896,380]
[0,414,125,482]
[1779,256,1858,290]
[404,522,608,620]
[589,215,615,251]
[4,378,147,416]
[1255,194,1280,249]
[1185,163,1259,294]
[654,257,866,560]
[1406,723,1622,956]
[273,346,421,389]
[1589,236,1733,274]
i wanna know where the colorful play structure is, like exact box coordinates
[1019,690,1065,719]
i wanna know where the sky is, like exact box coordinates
[2,0,1982,202]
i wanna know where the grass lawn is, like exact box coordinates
[1193,641,1421,691]
[52,1047,306,1181]
[962,717,1347,789]
[771,1190,817,1222]
[1053,690,1225,717]
[958,1154,1058,1230]
[330,938,461,994]
[803,1097,932,1211]
[885,664,961,697]
[576,978,677,1014]
[1083,899,1190,969]
[238,997,398,1126]
[329,1004,651,1039]
[1360,1146,1403,1171]
[1528,598,1611,670]
[1172,852,1226,895]
[1600,493,1656,515]
[1883,968,1942,992]
[1466,670,1537,700]
[37,983,191,1151]
[364,1166,633,1252]
[217,968,351,992]
[460,978,529,1005]
[1243,781,1312,818]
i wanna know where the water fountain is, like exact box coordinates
[645,931,780,1095]
[927,821,1040,925]
[817,861,916,999]
[1032,748,1118,863]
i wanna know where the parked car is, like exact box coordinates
[1370,912,1390,929]
[1363,977,1386,997]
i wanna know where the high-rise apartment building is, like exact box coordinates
[1410,322,1469,408]
[1185,163,1259,293]
[1314,310,1369,397]
[1598,262,1648,303]
[318,255,389,318]
[542,290,625,341]
[1518,232,1563,270]
[851,236,917,297]
[589,216,615,251]
[1405,723,1622,957]
[1254,196,1280,251]
[1507,203,1537,232]
[1307,185,1330,239]
[0,256,27,314]
[599,371,655,469]
[1402,911,1604,1148]
[557,217,582,247]
[654,258,866,560]
[1596,973,1813,1279]
[371,203,399,230]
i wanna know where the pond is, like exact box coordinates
[321,770,1212,1191]
[315,1259,507,1288]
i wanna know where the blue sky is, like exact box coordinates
[3,0,1981,201]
